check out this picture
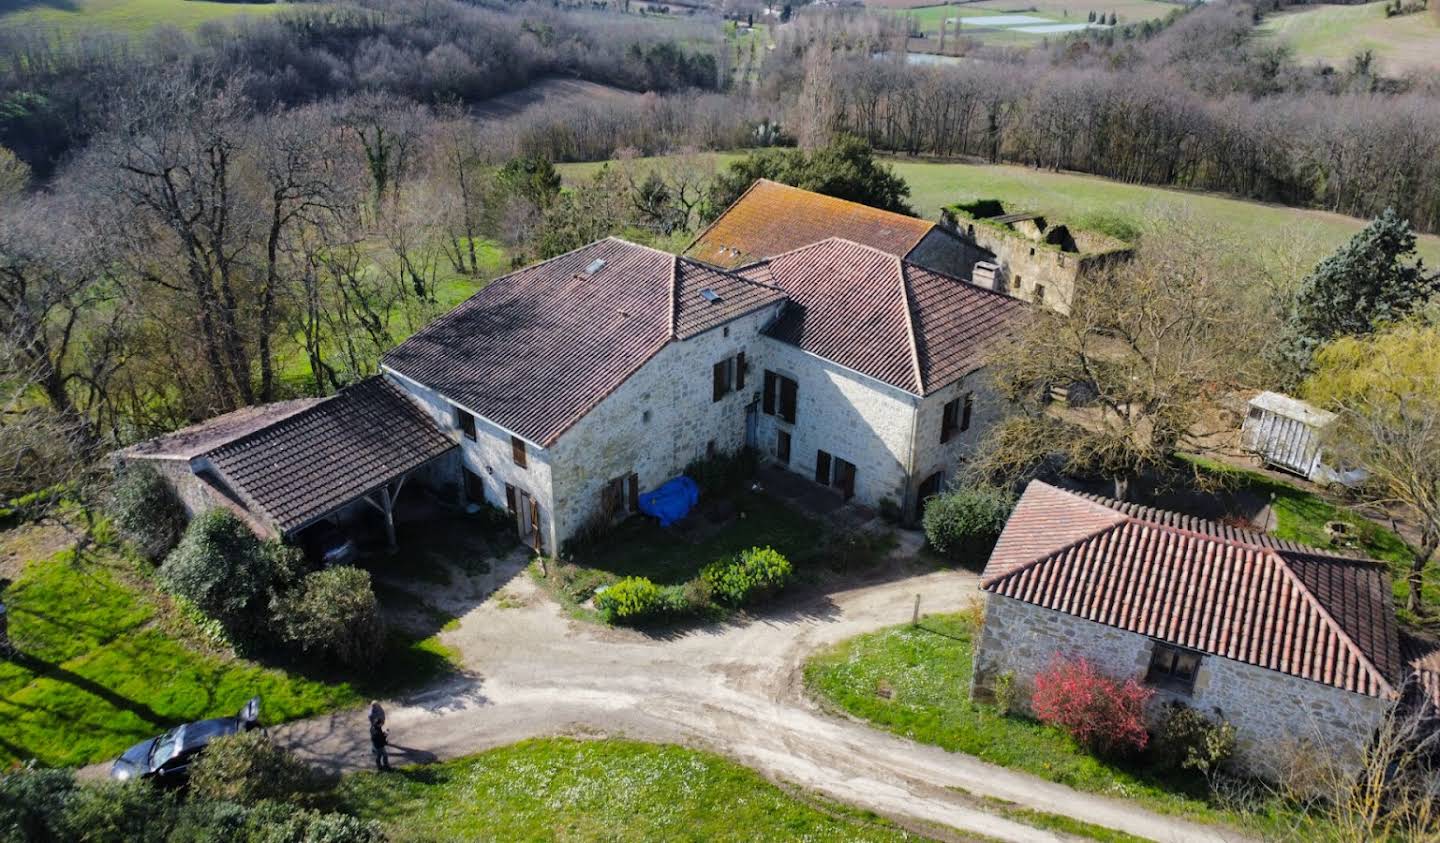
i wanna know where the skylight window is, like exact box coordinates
[700,288,722,304]
[585,258,607,274]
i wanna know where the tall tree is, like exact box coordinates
[971,223,1268,499]
[704,135,912,220]
[1274,209,1437,385]
[1304,311,1440,615]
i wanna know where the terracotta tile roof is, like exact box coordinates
[982,482,1403,699]
[686,179,935,268]
[200,376,457,536]
[119,399,323,460]
[1401,634,1440,713]
[739,239,1027,395]
[384,239,782,446]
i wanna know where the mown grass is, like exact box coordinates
[0,534,458,768]
[0,0,300,35]
[333,737,928,842]
[558,156,1440,275]
[804,612,1318,839]
[1259,1,1440,76]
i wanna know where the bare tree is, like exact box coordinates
[971,219,1270,499]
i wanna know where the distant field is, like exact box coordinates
[470,77,646,120]
[557,154,1440,275]
[0,0,299,34]
[1260,3,1440,77]
[882,0,1176,47]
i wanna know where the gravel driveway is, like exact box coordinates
[277,553,1246,843]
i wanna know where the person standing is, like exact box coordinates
[370,717,390,771]
[368,700,385,729]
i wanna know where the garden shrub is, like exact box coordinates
[1031,656,1153,758]
[107,464,188,561]
[159,511,299,642]
[550,561,616,603]
[684,446,757,494]
[681,577,713,613]
[922,484,1015,561]
[273,566,386,669]
[702,545,792,606]
[595,576,667,624]
[1153,702,1236,777]
[188,731,331,806]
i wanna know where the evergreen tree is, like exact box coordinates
[703,135,912,222]
[1274,208,1436,385]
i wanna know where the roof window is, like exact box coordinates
[700,288,723,304]
[585,258,607,274]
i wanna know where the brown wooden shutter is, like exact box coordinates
[511,435,528,467]
[961,392,974,432]
[713,360,727,402]
[735,351,746,390]
[779,377,798,424]
[762,371,776,415]
[628,472,640,512]
[815,450,831,485]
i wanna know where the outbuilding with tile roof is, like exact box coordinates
[972,481,1404,779]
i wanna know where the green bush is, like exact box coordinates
[683,447,757,494]
[922,485,1015,561]
[273,566,386,669]
[702,546,792,606]
[0,765,79,841]
[189,731,331,806]
[595,576,667,624]
[1152,702,1236,778]
[159,511,298,642]
[107,464,188,561]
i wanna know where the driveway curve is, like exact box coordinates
[277,559,1249,843]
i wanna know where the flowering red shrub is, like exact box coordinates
[1030,656,1153,757]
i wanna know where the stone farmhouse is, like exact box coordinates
[122,184,1028,555]
[972,481,1412,779]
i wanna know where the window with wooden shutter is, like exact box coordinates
[736,351,746,390]
[763,371,777,415]
[778,376,798,424]
[712,360,730,402]
[456,408,477,441]
[941,398,959,443]
[815,450,831,485]
[627,472,640,512]
[511,435,527,468]
[960,392,974,432]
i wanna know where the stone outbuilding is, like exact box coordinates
[972,481,1404,781]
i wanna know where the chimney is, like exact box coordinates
[972,260,1003,292]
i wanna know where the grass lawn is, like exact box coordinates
[0,536,456,768]
[804,613,1318,839]
[0,0,303,35]
[576,490,823,586]
[558,156,1440,278]
[334,737,927,842]
[1259,2,1440,77]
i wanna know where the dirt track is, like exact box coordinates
[276,554,1248,843]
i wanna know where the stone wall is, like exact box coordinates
[909,370,1008,518]
[752,338,919,511]
[943,215,1131,316]
[972,594,1391,780]
[549,304,783,547]
[383,369,558,552]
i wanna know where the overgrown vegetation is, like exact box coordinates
[104,464,187,561]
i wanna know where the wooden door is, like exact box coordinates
[815,450,832,485]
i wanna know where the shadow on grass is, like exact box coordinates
[9,651,171,727]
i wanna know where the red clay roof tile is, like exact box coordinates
[983,482,1402,699]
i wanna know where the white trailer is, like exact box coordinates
[1240,391,1365,488]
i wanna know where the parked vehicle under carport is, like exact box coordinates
[110,697,261,783]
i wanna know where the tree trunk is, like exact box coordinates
[1408,528,1438,616]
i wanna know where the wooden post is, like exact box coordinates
[380,485,397,551]
[912,593,921,626]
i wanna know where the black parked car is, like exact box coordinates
[110,697,261,783]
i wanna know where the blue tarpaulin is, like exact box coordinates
[638,476,700,527]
